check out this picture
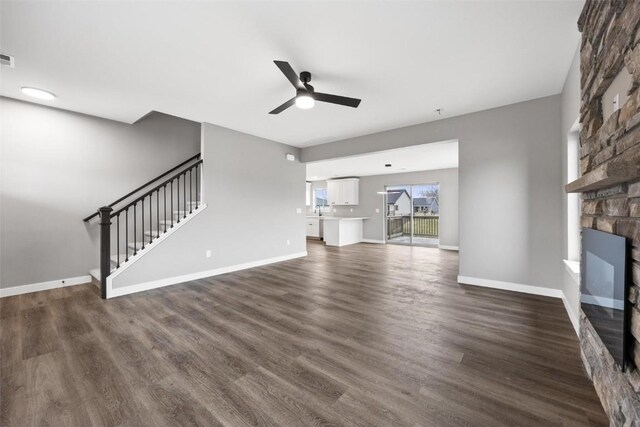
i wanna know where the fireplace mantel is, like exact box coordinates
[565,146,640,193]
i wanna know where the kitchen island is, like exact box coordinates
[321,217,369,247]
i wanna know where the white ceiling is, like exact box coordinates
[0,1,582,148]
[306,140,458,181]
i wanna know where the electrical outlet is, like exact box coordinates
[350,208,353,212]
[286,240,290,246]
[333,208,336,212]
[296,208,302,214]
[205,250,212,258]
[375,208,380,213]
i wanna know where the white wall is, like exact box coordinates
[0,97,201,288]
[110,122,306,291]
[301,95,563,291]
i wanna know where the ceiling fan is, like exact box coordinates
[269,60,361,114]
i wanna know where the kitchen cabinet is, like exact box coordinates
[306,217,320,238]
[327,178,359,205]
[327,181,340,206]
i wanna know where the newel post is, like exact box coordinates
[98,206,113,299]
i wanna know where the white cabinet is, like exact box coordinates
[327,178,359,205]
[306,217,320,238]
[305,182,312,206]
[327,181,340,206]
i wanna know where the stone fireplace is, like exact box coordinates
[565,1,640,424]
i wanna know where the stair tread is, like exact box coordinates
[89,267,115,281]
[127,242,148,249]
[110,254,130,264]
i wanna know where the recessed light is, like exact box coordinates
[21,87,55,101]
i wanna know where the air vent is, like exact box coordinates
[0,53,15,68]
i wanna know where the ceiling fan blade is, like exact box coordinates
[274,60,305,91]
[269,97,296,114]
[314,92,361,108]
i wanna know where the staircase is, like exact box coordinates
[84,154,203,298]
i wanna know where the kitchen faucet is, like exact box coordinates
[315,205,323,216]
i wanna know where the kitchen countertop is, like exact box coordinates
[307,216,369,221]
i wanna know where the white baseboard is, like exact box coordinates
[561,293,580,336]
[438,245,459,251]
[108,251,308,298]
[361,239,385,244]
[457,275,580,336]
[457,275,563,298]
[0,275,91,298]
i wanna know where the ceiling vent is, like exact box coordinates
[1,53,15,67]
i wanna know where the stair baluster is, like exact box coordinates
[156,189,160,239]
[133,203,137,255]
[125,209,129,262]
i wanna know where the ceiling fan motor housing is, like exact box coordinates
[300,71,312,83]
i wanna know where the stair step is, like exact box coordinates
[89,267,115,283]
[127,242,148,250]
[110,254,130,266]
[144,230,164,238]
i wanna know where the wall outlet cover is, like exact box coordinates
[375,208,380,213]
[286,240,290,246]
[296,208,302,214]
[350,208,353,212]
[205,250,212,258]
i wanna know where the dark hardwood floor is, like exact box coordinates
[1,241,607,426]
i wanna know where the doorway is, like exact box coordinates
[385,183,439,246]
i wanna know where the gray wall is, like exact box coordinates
[0,97,201,288]
[308,168,458,247]
[111,123,305,289]
[301,95,563,290]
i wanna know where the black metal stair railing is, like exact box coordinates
[90,156,203,299]
[83,153,201,222]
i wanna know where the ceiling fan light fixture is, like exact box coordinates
[295,93,315,109]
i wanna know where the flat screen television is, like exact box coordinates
[580,227,629,369]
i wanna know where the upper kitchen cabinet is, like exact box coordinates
[327,178,359,205]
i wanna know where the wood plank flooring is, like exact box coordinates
[1,241,607,426]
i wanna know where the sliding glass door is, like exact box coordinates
[385,183,439,246]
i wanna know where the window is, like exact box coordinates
[567,122,580,262]
[314,188,328,208]
[565,119,581,283]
